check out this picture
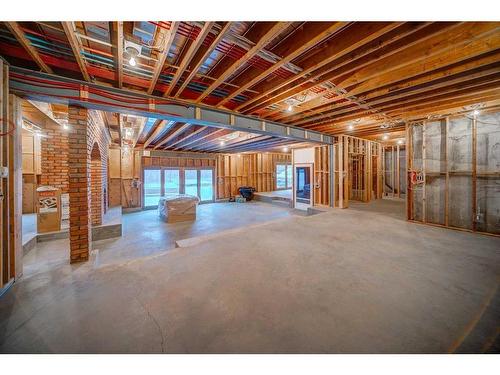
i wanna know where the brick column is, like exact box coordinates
[90,152,103,226]
[40,122,69,192]
[68,106,91,263]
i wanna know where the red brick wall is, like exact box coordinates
[67,106,109,263]
[90,149,103,226]
[40,121,69,193]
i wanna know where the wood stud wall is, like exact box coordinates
[407,111,500,236]
[382,145,407,198]
[1,60,23,291]
[314,145,330,207]
[215,153,290,199]
[334,135,382,208]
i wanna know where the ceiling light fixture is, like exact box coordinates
[473,109,480,116]
[347,124,354,131]
[397,139,404,145]
[382,134,389,141]
[63,124,69,130]
[283,146,289,152]
[220,140,226,146]
[129,57,137,67]
[287,105,293,112]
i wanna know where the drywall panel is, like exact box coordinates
[425,175,445,225]
[293,147,315,164]
[448,117,472,172]
[476,112,500,174]
[424,120,446,173]
[476,177,500,234]
[449,175,472,229]
[412,186,424,221]
[411,124,423,171]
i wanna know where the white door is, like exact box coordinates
[293,163,313,210]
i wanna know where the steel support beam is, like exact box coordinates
[9,67,333,145]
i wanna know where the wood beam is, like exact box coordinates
[178,128,232,151]
[61,22,91,81]
[132,117,148,148]
[241,22,461,116]
[143,120,168,148]
[5,22,53,74]
[154,123,191,149]
[165,126,206,149]
[164,22,214,97]
[296,65,500,127]
[284,53,500,126]
[174,22,233,98]
[196,22,292,103]
[235,22,402,112]
[216,22,347,108]
[111,21,124,88]
[148,22,180,95]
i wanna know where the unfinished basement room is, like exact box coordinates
[0,8,499,364]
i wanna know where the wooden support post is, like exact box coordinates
[422,121,427,223]
[8,95,22,279]
[472,114,477,231]
[396,144,400,198]
[444,118,449,226]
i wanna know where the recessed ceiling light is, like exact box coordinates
[283,146,289,152]
[347,124,354,131]
[287,105,293,112]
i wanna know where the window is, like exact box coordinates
[164,169,180,196]
[144,169,162,207]
[276,163,292,190]
[143,167,214,208]
[200,169,213,201]
[184,170,198,197]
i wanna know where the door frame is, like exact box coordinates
[293,163,313,211]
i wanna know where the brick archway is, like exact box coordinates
[90,142,103,226]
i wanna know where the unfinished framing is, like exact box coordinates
[382,145,407,198]
[407,111,500,235]
[334,135,382,208]
[216,152,290,199]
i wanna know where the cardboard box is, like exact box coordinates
[158,195,199,223]
[36,186,61,233]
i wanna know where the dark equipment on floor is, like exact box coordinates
[238,186,256,201]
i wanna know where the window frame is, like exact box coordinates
[275,162,292,191]
[142,166,215,209]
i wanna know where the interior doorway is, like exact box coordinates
[294,164,313,210]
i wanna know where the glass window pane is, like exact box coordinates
[144,169,161,207]
[185,169,198,197]
[164,169,180,196]
[200,169,213,201]
[286,165,292,188]
[276,165,286,189]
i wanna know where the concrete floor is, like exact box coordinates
[1,199,499,353]
[21,201,298,277]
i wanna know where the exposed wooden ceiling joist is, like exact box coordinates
[164,22,214,97]
[148,22,180,94]
[196,22,292,103]
[61,21,91,81]
[5,22,53,74]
